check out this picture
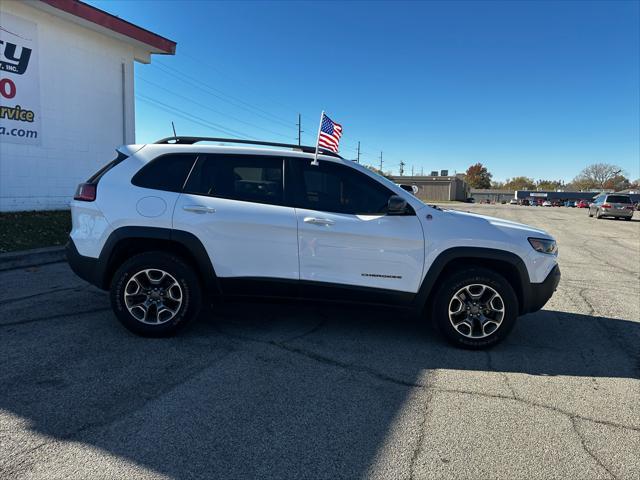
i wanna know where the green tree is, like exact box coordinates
[504,176,536,191]
[603,174,630,191]
[464,163,493,189]
[365,165,394,180]
[536,179,564,191]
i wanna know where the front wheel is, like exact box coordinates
[431,268,518,349]
[110,252,202,337]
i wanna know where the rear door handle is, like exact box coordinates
[303,217,334,226]
[183,205,216,214]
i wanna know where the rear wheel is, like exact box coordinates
[110,252,202,337]
[596,209,602,219]
[431,268,518,349]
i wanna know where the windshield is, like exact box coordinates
[606,195,631,204]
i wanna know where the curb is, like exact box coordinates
[0,246,66,272]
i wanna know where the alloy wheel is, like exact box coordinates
[124,269,183,324]
[448,283,505,339]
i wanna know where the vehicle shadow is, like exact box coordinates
[1,300,638,479]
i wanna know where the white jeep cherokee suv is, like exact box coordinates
[67,137,560,348]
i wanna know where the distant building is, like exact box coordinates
[390,175,469,201]
[515,190,597,202]
[470,189,514,203]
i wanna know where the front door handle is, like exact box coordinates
[183,205,216,214]
[303,217,334,226]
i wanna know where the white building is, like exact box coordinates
[0,0,175,211]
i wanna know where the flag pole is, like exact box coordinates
[312,110,324,166]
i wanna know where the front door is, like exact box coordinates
[288,159,424,294]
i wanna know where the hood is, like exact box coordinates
[444,209,552,239]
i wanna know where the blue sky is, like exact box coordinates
[88,0,639,182]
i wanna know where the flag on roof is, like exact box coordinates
[317,112,343,153]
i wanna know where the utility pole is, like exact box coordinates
[399,160,405,176]
[411,165,414,177]
[296,113,303,145]
[421,166,424,176]
[379,151,383,172]
[356,141,360,163]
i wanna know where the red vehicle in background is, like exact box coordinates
[577,199,590,208]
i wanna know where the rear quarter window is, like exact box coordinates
[131,154,198,192]
[87,151,129,183]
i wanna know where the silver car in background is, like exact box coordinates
[589,194,635,220]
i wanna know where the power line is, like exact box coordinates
[155,60,295,127]
[136,76,294,140]
[136,94,252,139]
[150,62,296,129]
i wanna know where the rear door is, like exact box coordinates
[173,153,299,284]
[288,158,424,294]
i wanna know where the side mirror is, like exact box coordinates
[387,195,408,215]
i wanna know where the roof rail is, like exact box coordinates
[154,136,343,159]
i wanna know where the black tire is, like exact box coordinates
[110,252,202,337]
[588,209,593,218]
[596,209,602,219]
[431,268,519,349]
[625,217,632,221]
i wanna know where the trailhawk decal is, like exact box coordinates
[361,273,402,279]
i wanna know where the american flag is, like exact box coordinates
[317,113,343,153]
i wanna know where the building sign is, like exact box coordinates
[529,192,547,197]
[0,12,41,145]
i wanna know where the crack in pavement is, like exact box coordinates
[570,417,619,480]
[408,389,435,480]
[0,286,88,306]
[216,328,640,435]
[0,307,111,328]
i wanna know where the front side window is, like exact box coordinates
[291,161,395,215]
[184,154,284,205]
[131,153,198,192]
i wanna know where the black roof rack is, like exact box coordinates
[154,136,343,159]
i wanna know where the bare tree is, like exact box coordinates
[573,163,625,189]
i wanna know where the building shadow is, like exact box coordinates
[1,300,638,479]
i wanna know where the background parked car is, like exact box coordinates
[543,200,552,207]
[577,199,590,208]
[509,198,518,205]
[588,194,634,220]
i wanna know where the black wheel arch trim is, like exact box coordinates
[68,226,220,293]
[413,247,535,315]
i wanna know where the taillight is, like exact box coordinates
[601,203,611,209]
[74,183,96,202]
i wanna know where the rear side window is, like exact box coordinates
[184,154,284,205]
[606,195,631,204]
[132,154,198,192]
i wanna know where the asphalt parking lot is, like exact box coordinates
[1,204,639,480]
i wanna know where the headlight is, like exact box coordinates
[528,237,558,255]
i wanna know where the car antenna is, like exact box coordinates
[171,121,177,142]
